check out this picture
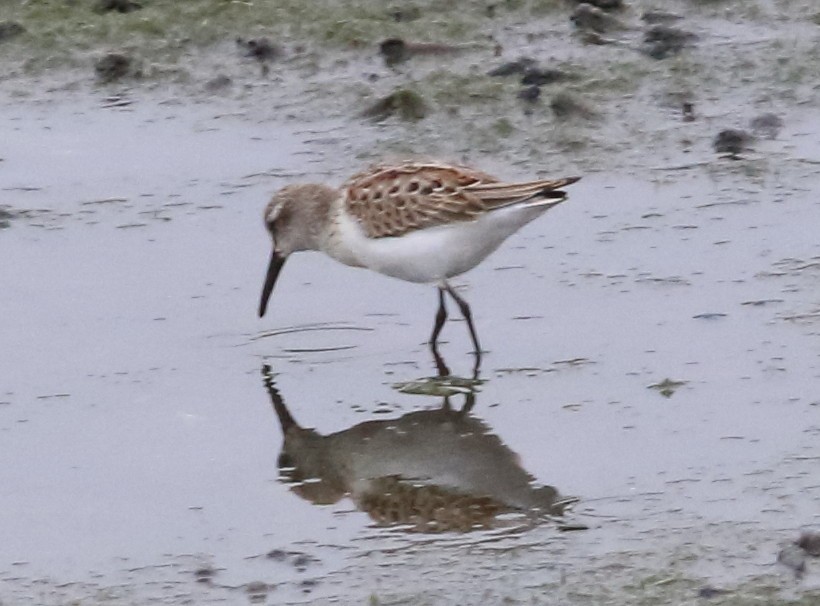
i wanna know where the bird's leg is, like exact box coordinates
[433,348,450,377]
[430,287,448,346]
[460,391,476,416]
[430,287,450,376]
[443,282,482,367]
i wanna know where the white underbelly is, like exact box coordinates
[324,204,553,284]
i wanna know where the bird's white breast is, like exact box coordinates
[322,201,555,284]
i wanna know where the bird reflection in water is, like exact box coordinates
[261,363,579,534]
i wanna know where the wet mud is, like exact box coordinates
[2,0,820,604]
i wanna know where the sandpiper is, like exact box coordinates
[259,162,579,360]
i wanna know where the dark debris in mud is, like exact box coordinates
[0,20,25,42]
[713,129,753,156]
[94,52,136,83]
[517,84,541,104]
[521,66,572,86]
[245,580,274,603]
[260,548,321,573]
[798,530,820,557]
[570,3,627,34]
[550,91,596,120]
[641,11,684,25]
[641,25,698,60]
[697,585,730,599]
[749,112,784,140]
[0,207,15,229]
[487,57,536,77]
[486,57,575,89]
[237,37,281,63]
[379,38,466,68]
[194,565,217,583]
[362,88,427,122]
[93,0,143,14]
[236,36,281,77]
[380,37,409,67]
[648,378,687,398]
[569,0,624,9]
[203,74,232,93]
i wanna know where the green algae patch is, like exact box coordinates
[648,378,688,398]
[0,0,497,72]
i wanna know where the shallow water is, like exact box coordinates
[2,90,820,603]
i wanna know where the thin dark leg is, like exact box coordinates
[432,348,450,377]
[430,287,448,346]
[470,350,481,379]
[443,283,482,365]
[429,288,450,376]
[459,391,476,416]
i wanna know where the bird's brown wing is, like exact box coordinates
[344,162,579,238]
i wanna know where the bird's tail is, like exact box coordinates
[467,176,581,208]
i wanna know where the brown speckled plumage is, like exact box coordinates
[343,162,579,238]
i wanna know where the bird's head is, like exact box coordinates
[259,184,336,317]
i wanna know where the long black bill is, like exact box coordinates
[259,249,287,317]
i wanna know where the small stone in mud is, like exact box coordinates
[266,548,288,560]
[797,530,820,556]
[778,543,807,576]
[568,0,623,9]
[380,37,408,67]
[693,312,727,320]
[579,31,615,45]
[362,88,427,122]
[94,0,142,13]
[558,523,589,531]
[194,566,216,583]
[94,52,133,83]
[0,207,15,229]
[487,57,536,77]
[0,21,26,42]
[550,92,595,120]
[379,39,463,68]
[517,85,541,103]
[521,67,567,86]
[237,37,280,62]
[714,129,752,155]
[641,26,697,60]
[204,74,232,93]
[749,113,784,139]
[245,581,272,603]
[571,3,626,34]
[641,11,683,24]
[698,586,728,599]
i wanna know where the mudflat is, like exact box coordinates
[1,1,819,604]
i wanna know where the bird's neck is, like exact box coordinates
[290,184,337,251]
